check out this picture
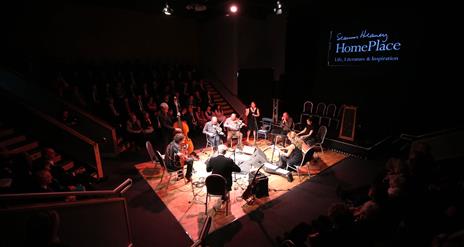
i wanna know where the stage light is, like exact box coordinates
[229,4,238,14]
[163,3,173,15]
[274,1,283,15]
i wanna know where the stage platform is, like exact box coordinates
[134,139,347,241]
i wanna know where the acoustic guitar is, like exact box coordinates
[241,163,266,202]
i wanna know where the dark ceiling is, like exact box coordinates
[73,0,284,19]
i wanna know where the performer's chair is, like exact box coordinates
[153,150,184,190]
[205,174,229,215]
[257,117,273,141]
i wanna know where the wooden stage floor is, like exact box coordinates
[134,139,347,241]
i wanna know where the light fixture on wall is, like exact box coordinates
[163,2,173,15]
[274,1,282,15]
[228,4,238,14]
[186,1,207,12]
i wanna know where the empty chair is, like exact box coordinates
[145,141,158,166]
[303,101,314,114]
[315,102,326,116]
[205,134,214,149]
[312,126,327,153]
[257,117,273,141]
[205,174,229,215]
[320,103,336,127]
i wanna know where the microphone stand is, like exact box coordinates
[233,145,237,182]
[270,134,277,165]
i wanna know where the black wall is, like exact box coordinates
[284,2,461,141]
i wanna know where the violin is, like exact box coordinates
[213,124,225,136]
[235,119,246,129]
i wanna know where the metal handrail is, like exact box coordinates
[0,178,132,200]
[326,136,392,151]
[400,128,460,141]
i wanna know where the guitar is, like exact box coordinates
[241,163,266,202]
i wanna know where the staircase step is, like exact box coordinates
[57,160,74,171]
[7,140,40,155]
[0,135,26,147]
[0,128,15,138]
[25,147,43,161]
[51,154,62,163]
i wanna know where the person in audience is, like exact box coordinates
[164,133,193,182]
[90,83,100,105]
[126,113,143,149]
[141,82,150,100]
[214,104,225,123]
[122,97,132,119]
[60,109,78,126]
[195,106,207,127]
[204,105,213,121]
[146,96,158,114]
[184,105,198,131]
[206,90,214,108]
[206,144,241,193]
[105,97,122,127]
[114,81,126,100]
[194,90,204,109]
[53,73,70,98]
[133,95,145,115]
[187,95,197,110]
[71,85,87,108]
[33,169,54,192]
[141,112,155,140]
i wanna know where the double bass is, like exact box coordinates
[173,113,196,162]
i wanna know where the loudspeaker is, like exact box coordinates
[251,148,269,168]
[248,171,269,198]
[238,148,269,172]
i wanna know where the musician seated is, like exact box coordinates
[278,131,304,171]
[224,113,244,148]
[206,144,241,194]
[164,133,193,181]
[203,116,224,150]
[297,117,318,145]
[275,112,294,146]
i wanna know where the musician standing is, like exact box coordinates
[159,103,181,152]
[245,101,260,144]
[224,113,244,148]
[165,133,193,181]
[203,116,223,149]
[206,144,241,193]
